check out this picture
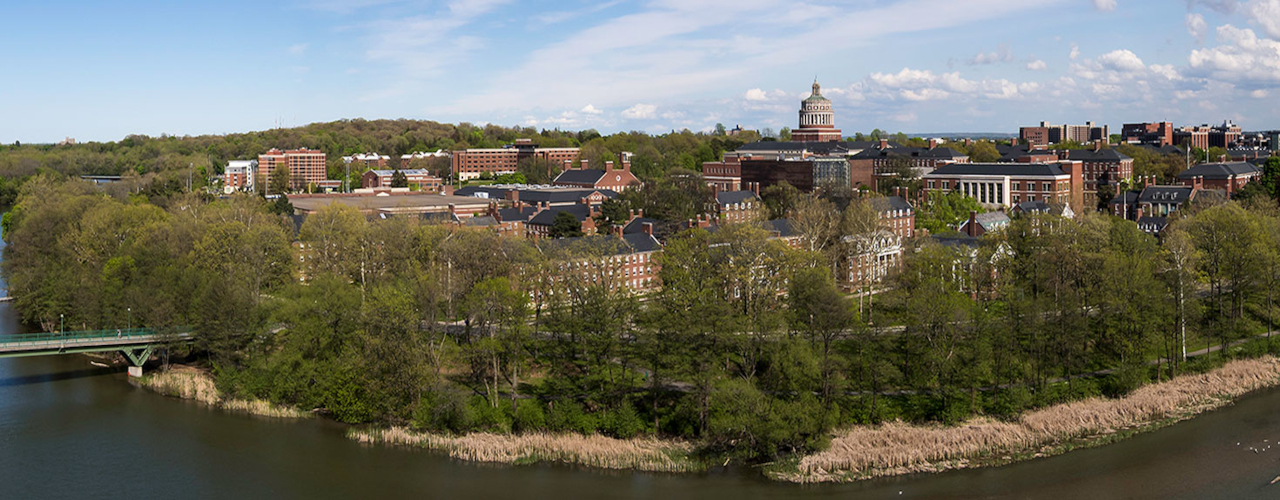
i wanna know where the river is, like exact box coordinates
[3,286,1280,497]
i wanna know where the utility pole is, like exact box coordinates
[188,162,193,192]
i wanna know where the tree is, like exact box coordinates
[968,141,1000,162]
[548,211,584,239]
[269,195,294,215]
[270,163,290,195]
[391,169,408,188]
[779,127,792,141]
[788,267,853,404]
[761,182,800,220]
[714,123,727,136]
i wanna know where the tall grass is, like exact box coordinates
[140,368,311,420]
[351,426,701,473]
[781,356,1280,483]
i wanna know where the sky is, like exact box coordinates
[3,0,1280,143]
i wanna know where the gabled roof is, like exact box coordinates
[928,162,1067,177]
[1064,149,1131,161]
[539,233,662,256]
[1136,216,1169,233]
[623,217,659,234]
[553,169,608,185]
[464,215,497,227]
[973,212,1010,228]
[716,190,759,205]
[1138,186,1195,204]
[1176,162,1261,180]
[368,169,432,176]
[455,186,618,203]
[869,196,913,213]
[528,204,592,226]
[1015,200,1051,213]
[760,219,797,238]
[496,206,538,222]
[1110,190,1141,205]
[420,212,458,225]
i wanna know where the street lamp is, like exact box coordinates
[128,307,132,330]
[60,313,64,334]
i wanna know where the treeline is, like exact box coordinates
[0,119,760,204]
[6,177,1280,462]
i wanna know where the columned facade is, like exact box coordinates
[791,80,843,142]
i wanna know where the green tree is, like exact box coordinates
[391,169,408,188]
[548,211,584,239]
[270,163,290,195]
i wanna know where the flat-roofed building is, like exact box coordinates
[224,160,256,193]
[259,148,327,193]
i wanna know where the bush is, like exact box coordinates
[600,401,645,439]
[414,389,475,433]
[469,397,512,433]
[1102,363,1150,398]
[513,400,547,433]
[547,400,596,434]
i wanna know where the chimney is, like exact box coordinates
[879,138,888,150]
[637,208,644,218]
[622,158,631,172]
[580,196,589,206]
[506,189,519,203]
[642,221,653,236]
[928,138,938,150]
[965,210,978,237]
[751,182,759,196]
[1136,206,1144,221]
[605,161,615,172]
[964,138,973,147]
[1094,141,1102,152]
[580,159,589,170]
[712,184,720,198]
[563,160,572,172]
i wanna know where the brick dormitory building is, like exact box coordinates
[922,161,1084,212]
[451,139,580,180]
[259,148,327,192]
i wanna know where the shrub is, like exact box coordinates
[601,401,645,439]
[414,389,475,433]
[470,397,512,433]
[513,400,547,433]
[547,400,596,434]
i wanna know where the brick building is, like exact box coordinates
[1061,145,1133,193]
[869,194,916,239]
[703,155,742,191]
[258,148,327,193]
[552,157,642,192]
[713,183,762,224]
[224,160,256,192]
[1020,121,1108,146]
[1176,161,1261,196]
[451,139,580,180]
[360,169,443,192]
[1121,122,1174,146]
[536,227,663,298]
[1174,120,1241,149]
[791,80,843,142]
[342,152,390,168]
[923,162,1084,212]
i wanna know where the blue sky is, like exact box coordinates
[4,0,1280,143]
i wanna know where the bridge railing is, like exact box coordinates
[0,327,191,346]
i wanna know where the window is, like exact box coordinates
[928,180,936,189]
[942,181,950,189]
[1042,182,1051,191]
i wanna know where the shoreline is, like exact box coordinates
[134,357,1280,483]
[770,356,1280,483]
[137,366,312,419]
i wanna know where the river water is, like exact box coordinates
[3,285,1280,497]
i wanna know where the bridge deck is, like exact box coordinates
[0,328,192,358]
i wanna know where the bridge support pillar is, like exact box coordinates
[122,346,154,377]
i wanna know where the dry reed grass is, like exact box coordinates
[782,356,1280,483]
[352,426,700,472]
[140,368,310,419]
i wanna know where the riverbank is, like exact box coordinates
[138,366,311,419]
[771,356,1280,483]
[351,426,701,473]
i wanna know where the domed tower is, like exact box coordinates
[792,79,843,142]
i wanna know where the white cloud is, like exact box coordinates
[622,103,657,119]
[287,43,308,55]
[1246,0,1280,39]
[1188,24,1280,84]
[1069,43,1080,60]
[1251,88,1270,97]
[1096,49,1148,72]
[1186,0,1237,14]
[1026,59,1048,70]
[580,104,603,115]
[1187,13,1208,43]
[744,88,769,101]
[862,67,1039,101]
[969,44,1013,65]
[1093,0,1117,11]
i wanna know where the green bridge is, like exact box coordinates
[0,327,192,376]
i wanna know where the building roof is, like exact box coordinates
[760,219,797,238]
[843,140,902,150]
[455,185,618,203]
[1137,216,1168,233]
[716,190,760,205]
[851,147,966,160]
[463,215,498,227]
[539,233,662,256]
[973,212,1011,228]
[368,169,432,177]
[1176,162,1261,180]
[868,196,913,213]
[1063,149,1131,161]
[496,206,539,222]
[553,169,608,185]
[736,141,851,155]
[928,162,1067,177]
[1138,186,1195,204]
[623,217,659,234]
[528,204,592,227]
[932,234,981,249]
[1110,190,1141,205]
